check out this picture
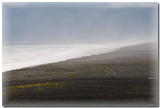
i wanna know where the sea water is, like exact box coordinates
[2,45,120,72]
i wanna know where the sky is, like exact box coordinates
[2,2,158,45]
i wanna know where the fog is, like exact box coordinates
[2,2,158,72]
[3,44,124,72]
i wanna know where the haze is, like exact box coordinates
[2,2,158,45]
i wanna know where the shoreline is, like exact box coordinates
[4,42,153,72]
[3,44,122,72]
[2,43,158,106]
[3,42,157,72]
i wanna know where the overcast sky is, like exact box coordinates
[2,2,158,45]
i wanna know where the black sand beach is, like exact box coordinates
[2,43,158,106]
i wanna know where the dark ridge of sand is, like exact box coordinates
[2,42,158,106]
[64,42,158,63]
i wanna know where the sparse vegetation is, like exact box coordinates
[2,43,158,106]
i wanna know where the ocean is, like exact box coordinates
[2,45,120,72]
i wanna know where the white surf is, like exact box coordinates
[3,44,122,72]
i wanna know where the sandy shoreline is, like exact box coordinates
[2,43,158,106]
[3,44,122,72]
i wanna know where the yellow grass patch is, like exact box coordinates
[5,72,81,95]
[8,81,64,89]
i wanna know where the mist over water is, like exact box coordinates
[3,44,122,72]
[2,3,157,72]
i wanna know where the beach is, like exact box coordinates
[2,43,158,106]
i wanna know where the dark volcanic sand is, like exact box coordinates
[3,77,158,106]
[2,43,158,106]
